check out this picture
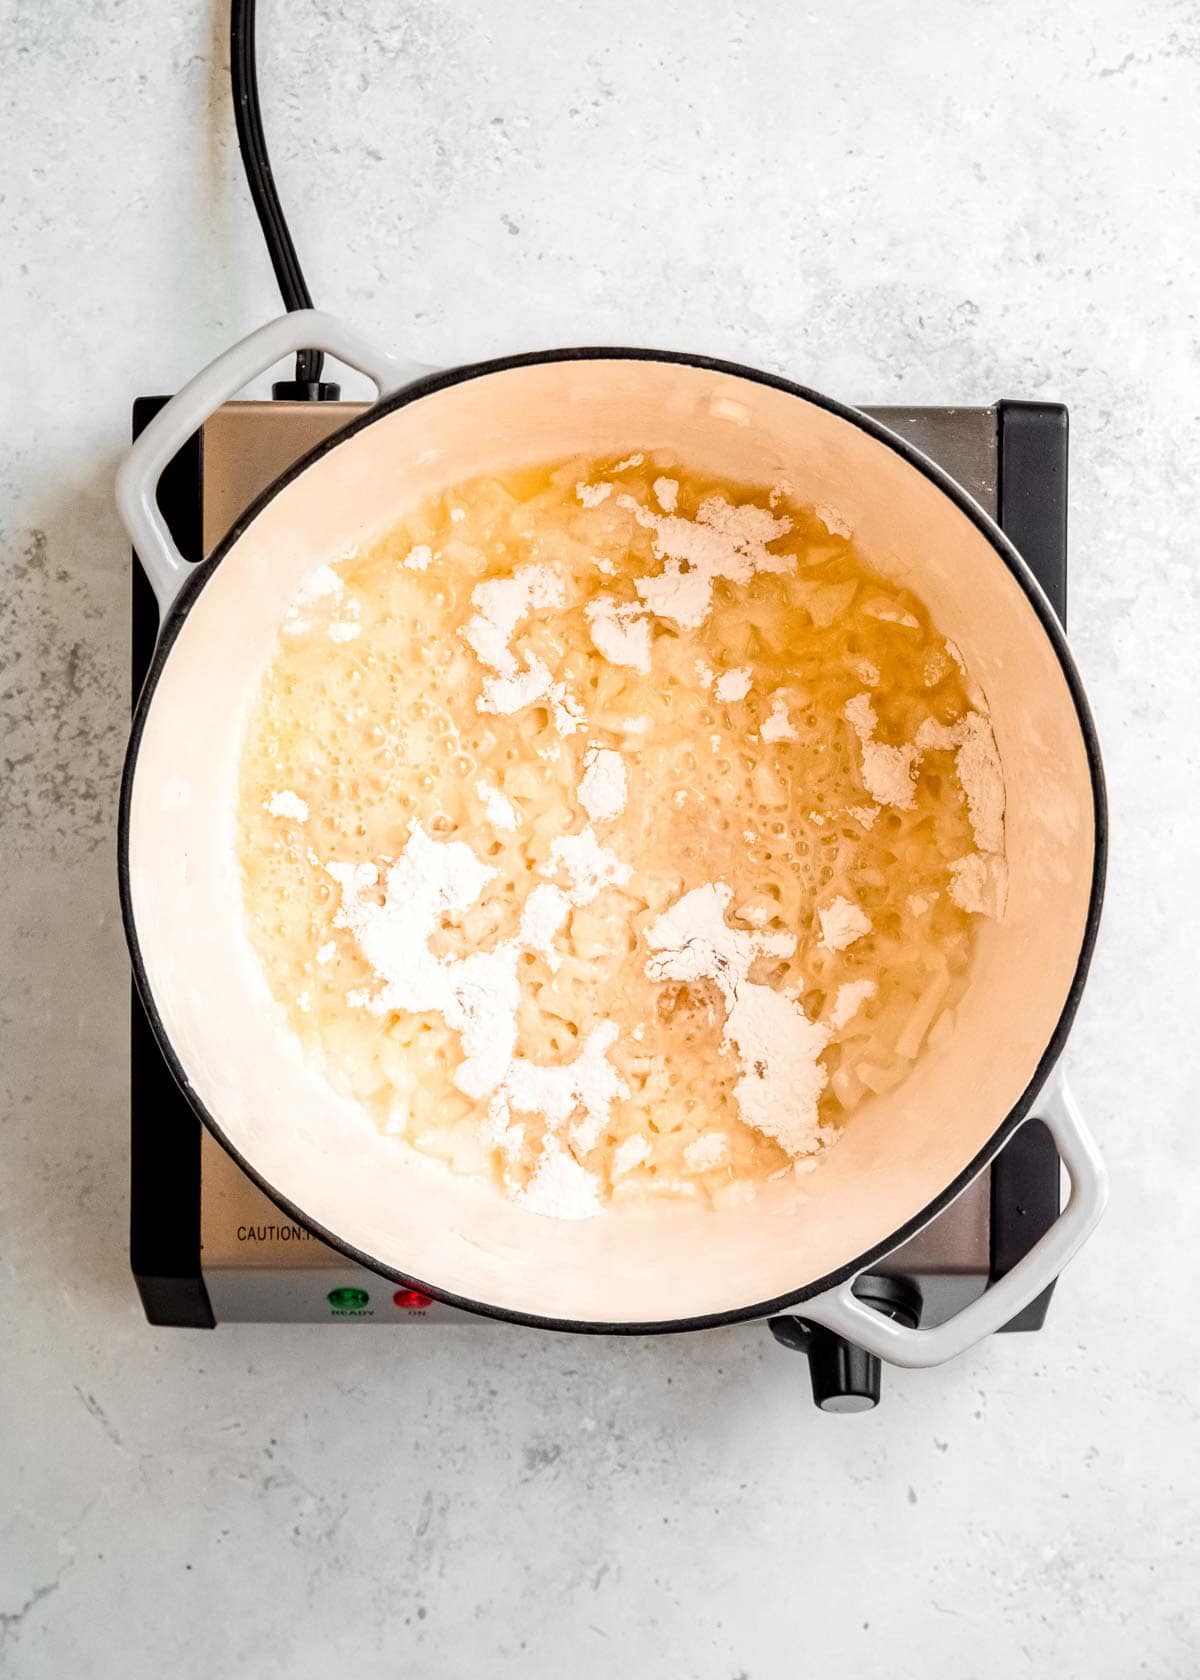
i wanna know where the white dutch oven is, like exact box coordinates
[117,311,1107,1364]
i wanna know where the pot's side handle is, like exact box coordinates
[116,310,427,618]
[800,1071,1107,1370]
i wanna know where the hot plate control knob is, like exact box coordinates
[768,1275,922,1413]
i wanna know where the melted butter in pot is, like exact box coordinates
[237,453,1004,1217]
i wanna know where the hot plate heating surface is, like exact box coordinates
[130,396,1067,1331]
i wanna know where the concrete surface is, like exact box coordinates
[2,1,1198,1675]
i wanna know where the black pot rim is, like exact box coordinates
[118,345,1108,1337]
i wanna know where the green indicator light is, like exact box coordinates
[327,1286,369,1310]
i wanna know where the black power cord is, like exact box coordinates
[230,0,340,400]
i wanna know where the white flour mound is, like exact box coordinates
[645,882,829,1158]
[619,493,796,632]
[328,825,635,1218]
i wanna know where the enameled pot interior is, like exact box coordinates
[126,357,1096,1325]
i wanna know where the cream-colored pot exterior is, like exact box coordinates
[119,313,1104,1347]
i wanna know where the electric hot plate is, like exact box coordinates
[128,393,1069,1410]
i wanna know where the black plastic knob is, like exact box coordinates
[271,379,342,402]
[806,1328,884,1413]
[768,1275,922,1413]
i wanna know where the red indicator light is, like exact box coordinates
[393,1288,433,1310]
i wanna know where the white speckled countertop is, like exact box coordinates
[2,2,1198,1674]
